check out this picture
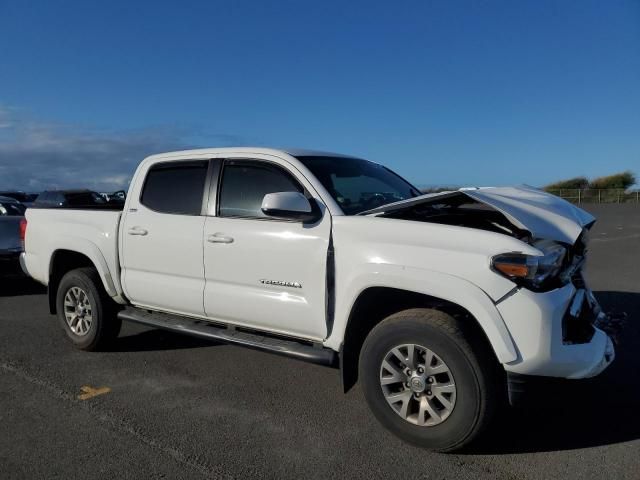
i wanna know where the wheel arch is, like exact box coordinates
[48,246,117,314]
[339,285,514,393]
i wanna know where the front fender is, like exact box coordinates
[327,264,518,364]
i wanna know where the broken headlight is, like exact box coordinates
[492,240,567,291]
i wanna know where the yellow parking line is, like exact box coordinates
[77,385,111,400]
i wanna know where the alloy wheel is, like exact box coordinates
[379,344,457,426]
[63,286,93,336]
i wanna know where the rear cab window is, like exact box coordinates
[141,161,209,215]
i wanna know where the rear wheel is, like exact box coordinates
[56,267,121,351]
[359,308,499,452]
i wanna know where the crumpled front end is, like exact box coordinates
[361,185,596,245]
[359,184,622,379]
[497,277,620,379]
[494,228,624,380]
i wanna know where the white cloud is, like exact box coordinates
[0,106,15,129]
[0,105,243,191]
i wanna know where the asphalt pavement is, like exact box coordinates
[1,204,639,479]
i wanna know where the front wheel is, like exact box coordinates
[359,308,500,452]
[56,267,122,351]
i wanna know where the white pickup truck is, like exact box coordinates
[21,147,621,451]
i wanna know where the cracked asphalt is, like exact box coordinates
[1,204,639,479]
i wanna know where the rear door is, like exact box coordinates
[120,160,211,317]
[203,157,331,340]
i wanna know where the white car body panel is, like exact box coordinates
[498,283,614,377]
[23,209,125,302]
[202,152,331,340]
[20,147,614,381]
[118,156,207,317]
[325,216,536,362]
[203,215,330,340]
[120,209,207,317]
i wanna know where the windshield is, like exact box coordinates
[297,156,421,215]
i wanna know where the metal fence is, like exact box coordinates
[545,189,640,204]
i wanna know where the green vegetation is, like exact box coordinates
[543,171,638,203]
[544,171,636,192]
[589,171,636,190]
[543,177,589,191]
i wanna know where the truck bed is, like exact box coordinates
[23,208,123,296]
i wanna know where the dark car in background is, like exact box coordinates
[0,191,39,207]
[0,196,26,276]
[33,189,109,208]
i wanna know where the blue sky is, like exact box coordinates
[0,0,638,190]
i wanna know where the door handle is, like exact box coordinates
[207,233,234,244]
[128,227,148,236]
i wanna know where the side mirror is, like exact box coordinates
[261,192,319,222]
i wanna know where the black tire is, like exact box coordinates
[56,267,122,351]
[359,308,500,452]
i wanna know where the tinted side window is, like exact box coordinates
[219,161,303,218]
[141,161,208,215]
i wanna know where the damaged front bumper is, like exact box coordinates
[497,281,624,379]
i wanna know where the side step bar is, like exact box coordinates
[117,307,338,367]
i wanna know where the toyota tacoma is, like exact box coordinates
[20,148,621,451]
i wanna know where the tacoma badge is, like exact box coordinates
[259,279,302,288]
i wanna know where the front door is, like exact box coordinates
[121,160,210,317]
[203,158,331,340]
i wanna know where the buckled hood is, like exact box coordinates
[359,185,595,245]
